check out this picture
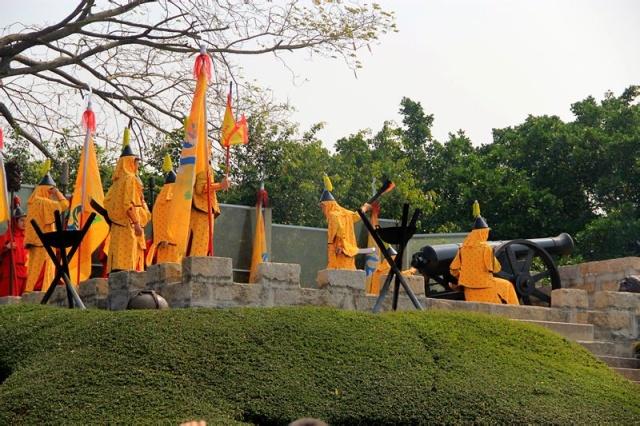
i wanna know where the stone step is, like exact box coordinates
[516,319,594,341]
[577,341,635,358]
[612,367,640,382]
[597,355,640,369]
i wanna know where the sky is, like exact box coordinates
[2,0,639,149]
[237,0,640,147]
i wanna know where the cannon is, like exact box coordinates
[410,233,574,306]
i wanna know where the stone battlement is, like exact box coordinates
[3,256,639,358]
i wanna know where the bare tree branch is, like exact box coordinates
[0,0,396,158]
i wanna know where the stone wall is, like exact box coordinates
[559,257,640,296]
[3,256,638,357]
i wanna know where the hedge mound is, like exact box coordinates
[0,304,638,424]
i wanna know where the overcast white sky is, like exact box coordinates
[3,0,639,148]
[238,0,640,147]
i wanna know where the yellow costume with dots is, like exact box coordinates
[147,157,181,265]
[188,168,221,256]
[151,182,179,263]
[24,182,69,292]
[322,201,361,270]
[449,203,519,305]
[104,155,145,272]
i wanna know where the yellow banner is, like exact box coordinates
[68,134,109,285]
[167,69,209,257]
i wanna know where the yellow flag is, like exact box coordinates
[67,133,109,285]
[248,194,268,284]
[0,156,10,223]
[167,53,210,257]
[220,93,248,148]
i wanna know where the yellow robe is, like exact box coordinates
[368,256,416,296]
[104,157,144,272]
[369,258,391,295]
[147,183,181,265]
[322,200,360,270]
[24,186,69,292]
[135,195,151,271]
[450,228,519,305]
[188,169,220,257]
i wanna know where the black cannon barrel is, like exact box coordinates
[411,233,574,276]
[495,233,574,257]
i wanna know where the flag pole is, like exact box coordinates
[225,81,233,179]
[76,93,93,285]
[200,45,214,257]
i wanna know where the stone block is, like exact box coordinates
[593,291,640,313]
[300,287,329,307]
[183,256,232,286]
[575,311,589,324]
[108,270,147,311]
[353,293,377,311]
[47,285,69,307]
[0,296,21,305]
[78,278,109,309]
[188,282,219,307]
[272,286,303,307]
[21,291,44,305]
[79,278,109,298]
[316,269,365,290]
[551,288,589,309]
[145,263,182,291]
[224,283,262,307]
[588,310,637,339]
[378,274,425,296]
[558,264,580,283]
[159,282,191,308]
[599,281,621,292]
[257,262,300,287]
[576,281,596,293]
[618,257,640,270]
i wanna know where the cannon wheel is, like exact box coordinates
[493,239,561,306]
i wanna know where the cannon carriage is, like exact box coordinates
[410,233,574,306]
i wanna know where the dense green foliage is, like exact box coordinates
[4,86,639,260]
[0,305,638,424]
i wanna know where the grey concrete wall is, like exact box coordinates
[214,204,272,283]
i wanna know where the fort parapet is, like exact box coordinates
[2,256,639,378]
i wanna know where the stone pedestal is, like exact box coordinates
[257,262,300,287]
[160,257,235,308]
[258,262,301,307]
[0,296,21,305]
[182,257,232,286]
[108,271,147,311]
[316,269,365,290]
[46,285,70,307]
[79,278,109,309]
[21,291,44,305]
[316,269,366,311]
[146,263,182,292]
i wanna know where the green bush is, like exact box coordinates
[0,305,638,425]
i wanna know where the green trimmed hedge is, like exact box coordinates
[0,305,638,424]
